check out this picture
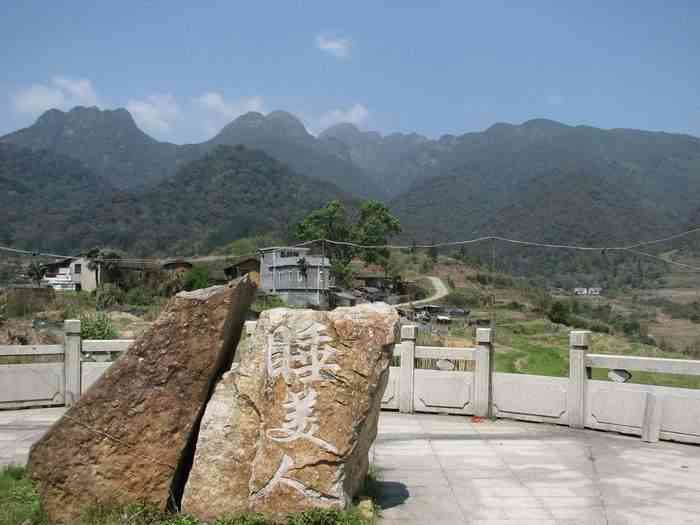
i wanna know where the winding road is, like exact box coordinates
[396,276,449,307]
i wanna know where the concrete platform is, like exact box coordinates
[2,408,700,524]
[374,413,700,525]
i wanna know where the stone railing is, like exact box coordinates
[384,325,700,445]
[3,320,700,445]
[0,320,133,410]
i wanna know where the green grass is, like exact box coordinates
[0,466,45,525]
[0,467,376,525]
[470,314,700,388]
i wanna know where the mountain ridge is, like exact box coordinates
[0,107,383,198]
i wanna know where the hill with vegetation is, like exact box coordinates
[1,145,348,255]
[0,143,111,249]
[383,120,700,254]
[3,110,700,280]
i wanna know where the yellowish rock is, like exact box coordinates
[182,303,398,521]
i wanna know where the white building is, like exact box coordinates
[42,257,99,292]
[259,247,332,307]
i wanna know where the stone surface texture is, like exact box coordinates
[182,303,399,521]
[27,275,258,523]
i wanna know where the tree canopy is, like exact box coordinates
[295,199,402,285]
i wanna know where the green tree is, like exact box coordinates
[86,248,125,287]
[548,300,570,325]
[428,244,438,263]
[296,200,402,284]
[353,200,402,275]
[26,261,45,286]
[295,200,355,285]
[224,234,281,256]
[183,265,210,291]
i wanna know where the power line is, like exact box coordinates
[2,226,700,265]
[626,248,700,272]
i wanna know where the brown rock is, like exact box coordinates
[27,275,258,523]
[182,303,398,521]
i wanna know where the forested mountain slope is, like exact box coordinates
[1,145,348,255]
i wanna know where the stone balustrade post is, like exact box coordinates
[568,330,591,429]
[474,327,494,417]
[64,319,82,407]
[642,392,663,443]
[399,324,416,413]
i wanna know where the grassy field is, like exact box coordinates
[410,254,700,389]
[429,304,700,389]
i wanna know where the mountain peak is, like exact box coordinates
[231,111,265,124]
[265,110,308,136]
[32,105,139,131]
[521,118,569,131]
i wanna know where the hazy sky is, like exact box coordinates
[2,1,698,143]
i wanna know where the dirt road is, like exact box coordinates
[396,276,449,307]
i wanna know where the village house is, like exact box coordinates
[223,256,261,280]
[41,257,98,292]
[573,287,604,296]
[258,247,332,307]
[161,259,193,274]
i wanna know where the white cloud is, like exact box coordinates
[195,92,265,119]
[126,94,181,135]
[318,103,369,130]
[11,76,99,116]
[316,34,351,58]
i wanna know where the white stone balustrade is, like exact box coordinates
[3,319,700,445]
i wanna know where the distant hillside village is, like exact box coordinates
[4,246,419,313]
[5,246,604,314]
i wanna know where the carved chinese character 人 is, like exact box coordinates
[252,454,339,504]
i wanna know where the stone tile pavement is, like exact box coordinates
[2,408,700,524]
[0,407,64,467]
[373,412,700,525]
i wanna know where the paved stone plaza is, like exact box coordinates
[2,408,700,524]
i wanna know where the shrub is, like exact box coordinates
[125,286,155,306]
[95,284,125,309]
[547,300,570,325]
[80,312,118,340]
[588,321,611,334]
[444,289,480,308]
[252,294,286,314]
[286,508,364,525]
[183,265,210,291]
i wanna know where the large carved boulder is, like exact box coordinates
[27,275,258,523]
[182,303,399,521]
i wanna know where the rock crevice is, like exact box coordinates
[27,275,258,523]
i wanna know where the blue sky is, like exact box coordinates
[1,1,698,143]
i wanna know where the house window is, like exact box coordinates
[74,264,82,274]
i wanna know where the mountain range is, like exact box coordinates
[1,106,381,198]
[2,106,700,258]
